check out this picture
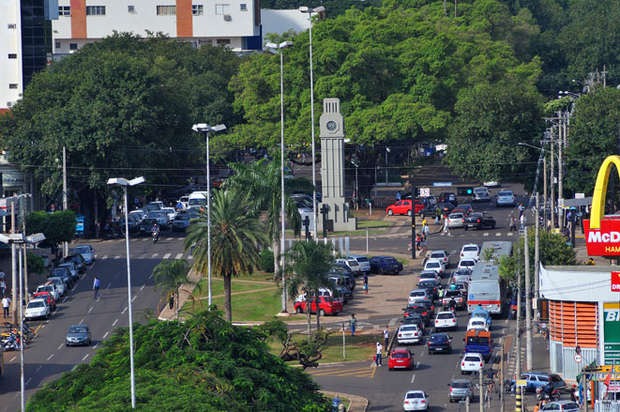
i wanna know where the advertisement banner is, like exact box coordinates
[584,155,620,256]
[604,302,620,363]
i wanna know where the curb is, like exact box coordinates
[321,390,368,412]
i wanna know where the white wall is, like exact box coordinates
[0,0,23,110]
[261,9,311,38]
[539,264,617,302]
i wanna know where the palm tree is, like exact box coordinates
[225,158,305,311]
[286,241,334,334]
[152,259,190,319]
[185,188,266,322]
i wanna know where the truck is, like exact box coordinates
[479,241,513,263]
[467,279,503,315]
[464,329,493,361]
[187,191,208,209]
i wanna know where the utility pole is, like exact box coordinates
[549,127,556,229]
[479,367,484,412]
[534,194,540,320]
[524,227,532,371]
[542,158,547,229]
[515,262,522,412]
[62,146,69,257]
[557,113,564,229]
[410,176,416,259]
[10,200,17,325]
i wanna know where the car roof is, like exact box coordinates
[29,298,46,304]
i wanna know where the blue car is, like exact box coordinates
[369,256,403,275]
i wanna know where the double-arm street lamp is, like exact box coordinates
[265,40,293,313]
[191,123,227,308]
[299,5,326,239]
[107,176,145,409]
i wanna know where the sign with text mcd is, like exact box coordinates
[613,272,620,292]
[584,155,620,256]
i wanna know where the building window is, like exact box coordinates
[215,38,230,46]
[58,6,71,16]
[70,43,78,50]
[9,84,18,89]
[192,5,203,15]
[55,41,61,49]
[156,5,176,16]
[215,4,229,15]
[128,5,135,13]
[240,3,247,11]
[8,53,17,59]
[7,24,16,29]
[86,6,106,16]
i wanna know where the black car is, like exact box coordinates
[65,324,92,346]
[400,313,425,331]
[417,279,441,301]
[419,202,456,218]
[464,212,496,230]
[50,266,74,287]
[369,256,403,275]
[62,253,86,274]
[427,332,453,354]
[404,303,434,326]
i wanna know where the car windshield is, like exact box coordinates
[355,257,368,262]
[464,246,478,252]
[438,313,454,319]
[392,352,410,359]
[74,246,91,253]
[401,326,417,332]
[464,356,481,361]
[410,291,425,297]
[451,381,469,388]
[28,301,44,308]
[430,253,444,259]
[419,281,436,288]
[431,335,447,342]
[426,262,439,268]
[406,392,423,399]
[498,191,512,196]
[69,326,88,333]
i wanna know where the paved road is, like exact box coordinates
[0,234,187,411]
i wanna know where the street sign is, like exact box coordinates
[575,354,582,363]
[419,187,430,197]
[613,272,620,292]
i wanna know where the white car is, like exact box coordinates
[419,270,440,282]
[457,258,477,272]
[24,298,50,320]
[397,324,423,345]
[447,212,465,228]
[473,187,491,202]
[335,258,362,275]
[46,277,66,297]
[467,317,490,331]
[347,255,371,274]
[403,390,430,411]
[460,352,485,374]
[36,284,59,301]
[423,260,445,277]
[426,250,449,266]
[71,244,95,265]
[408,289,431,305]
[496,190,516,207]
[162,207,177,223]
[460,244,480,261]
[434,311,457,331]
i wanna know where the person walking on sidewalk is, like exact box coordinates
[350,313,357,336]
[363,274,369,293]
[442,214,451,236]
[2,296,10,318]
[375,342,383,366]
[93,276,101,300]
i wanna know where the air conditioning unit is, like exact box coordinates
[128,5,135,13]
[223,14,232,21]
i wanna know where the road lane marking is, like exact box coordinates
[411,373,416,384]
[416,361,420,369]
[148,273,154,279]
[88,306,94,313]
[9,356,16,362]
[175,253,183,259]
[25,377,31,387]
[163,253,171,259]
[82,354,89,361]
[114,255,122,259]
[47,354,54,361]
[79,318,85,324]
[35,365,42,374]
[113,319,119,326]
[57,343,63,350]
[106,282,112,289]
[151,253,158,258]
[140,285,145,291]
[121,307,127,314]
[132,295,137,302]
[103,331,109,339]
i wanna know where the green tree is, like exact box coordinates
[286,241,334,333]
[152,259,190,318]
[26,211,76,255]
[184,188,267,322]
[27,311,329,411]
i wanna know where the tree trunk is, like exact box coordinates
[315,295,321,330]
[224,274,232,322]
[306,295,311,339]
[273,238,281,282]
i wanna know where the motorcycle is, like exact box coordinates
[152,229,160,244]
[536,385,560,402]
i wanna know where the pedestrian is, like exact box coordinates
[509,215,517,232]
[168,292,175,310]
[518,203,525,218]
[422,222,430,240]
[395,191,401,201]
[383,327,389,349]
[363,274,369,293]
[434,206,441,225]
[442,214,451,236]
[520,213,526,230]
[0,276,6,298]
[2,296,10,318]
[375,342,383,366]
[93,276,101,300]
[415,234,422,251]
[350,313,357,336]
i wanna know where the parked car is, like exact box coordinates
[419,202,456,218]
[464,212,496,230]
[517,372,568,393]
[388,347,415,370]
[403,390,430,411]
[496,190,516,207]
[70,244,95,265]
[46,277,66,297]
[540,401,580,412]
[473,187,491,202]
[460,352,484,374]
[24,298,50,320]
[335,258,363,276]
[434,311,457,331]
[32,291,56,311]
[369,256,403,275]
[172,208,200,232]
[61,254,86,274]
[396,324,423,345]
[50,265,75,286]
[449,379,476,402]
[460,243,480,261]
[293,296,343,316]
[65,324,92,346]
[385,199,425,216]
[447,212,465,228]
[35,284,59,301]
[347,255,371,274]
[427,332,452,354]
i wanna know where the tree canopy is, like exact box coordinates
[27,311,329,411]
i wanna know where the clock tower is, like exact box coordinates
[318,98,356,233]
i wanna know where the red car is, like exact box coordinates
[388,347,415,370]
[293,296,343,316]
[386,199,425,217]
[32,291,56,311]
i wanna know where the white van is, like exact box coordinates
[187,191,209,209]
[473,187,490,202]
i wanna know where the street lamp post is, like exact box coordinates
[351,158,359,210]
[385,147,390,185]
[192,123,226,308]
[300,5,326,239]
[107,176,145,409]
[266,40,293,313]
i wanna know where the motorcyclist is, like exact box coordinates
[449,297,457,312]
[152,222,160,237]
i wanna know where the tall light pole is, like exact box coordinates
[192,123,226,308]
[300,5,325,239]
[351,157,359,210]
[385,146,391,184]
[62,146,68,257]
[266,40,293,313]
[107,176,145,409]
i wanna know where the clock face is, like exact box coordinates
[326,120,338,131]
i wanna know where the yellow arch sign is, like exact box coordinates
[585,155,620,256]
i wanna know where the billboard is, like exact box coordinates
[604,302,620,363]
[584,155,620,256]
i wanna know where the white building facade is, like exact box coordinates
[52,0,262,56]
[1,0,24,112]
